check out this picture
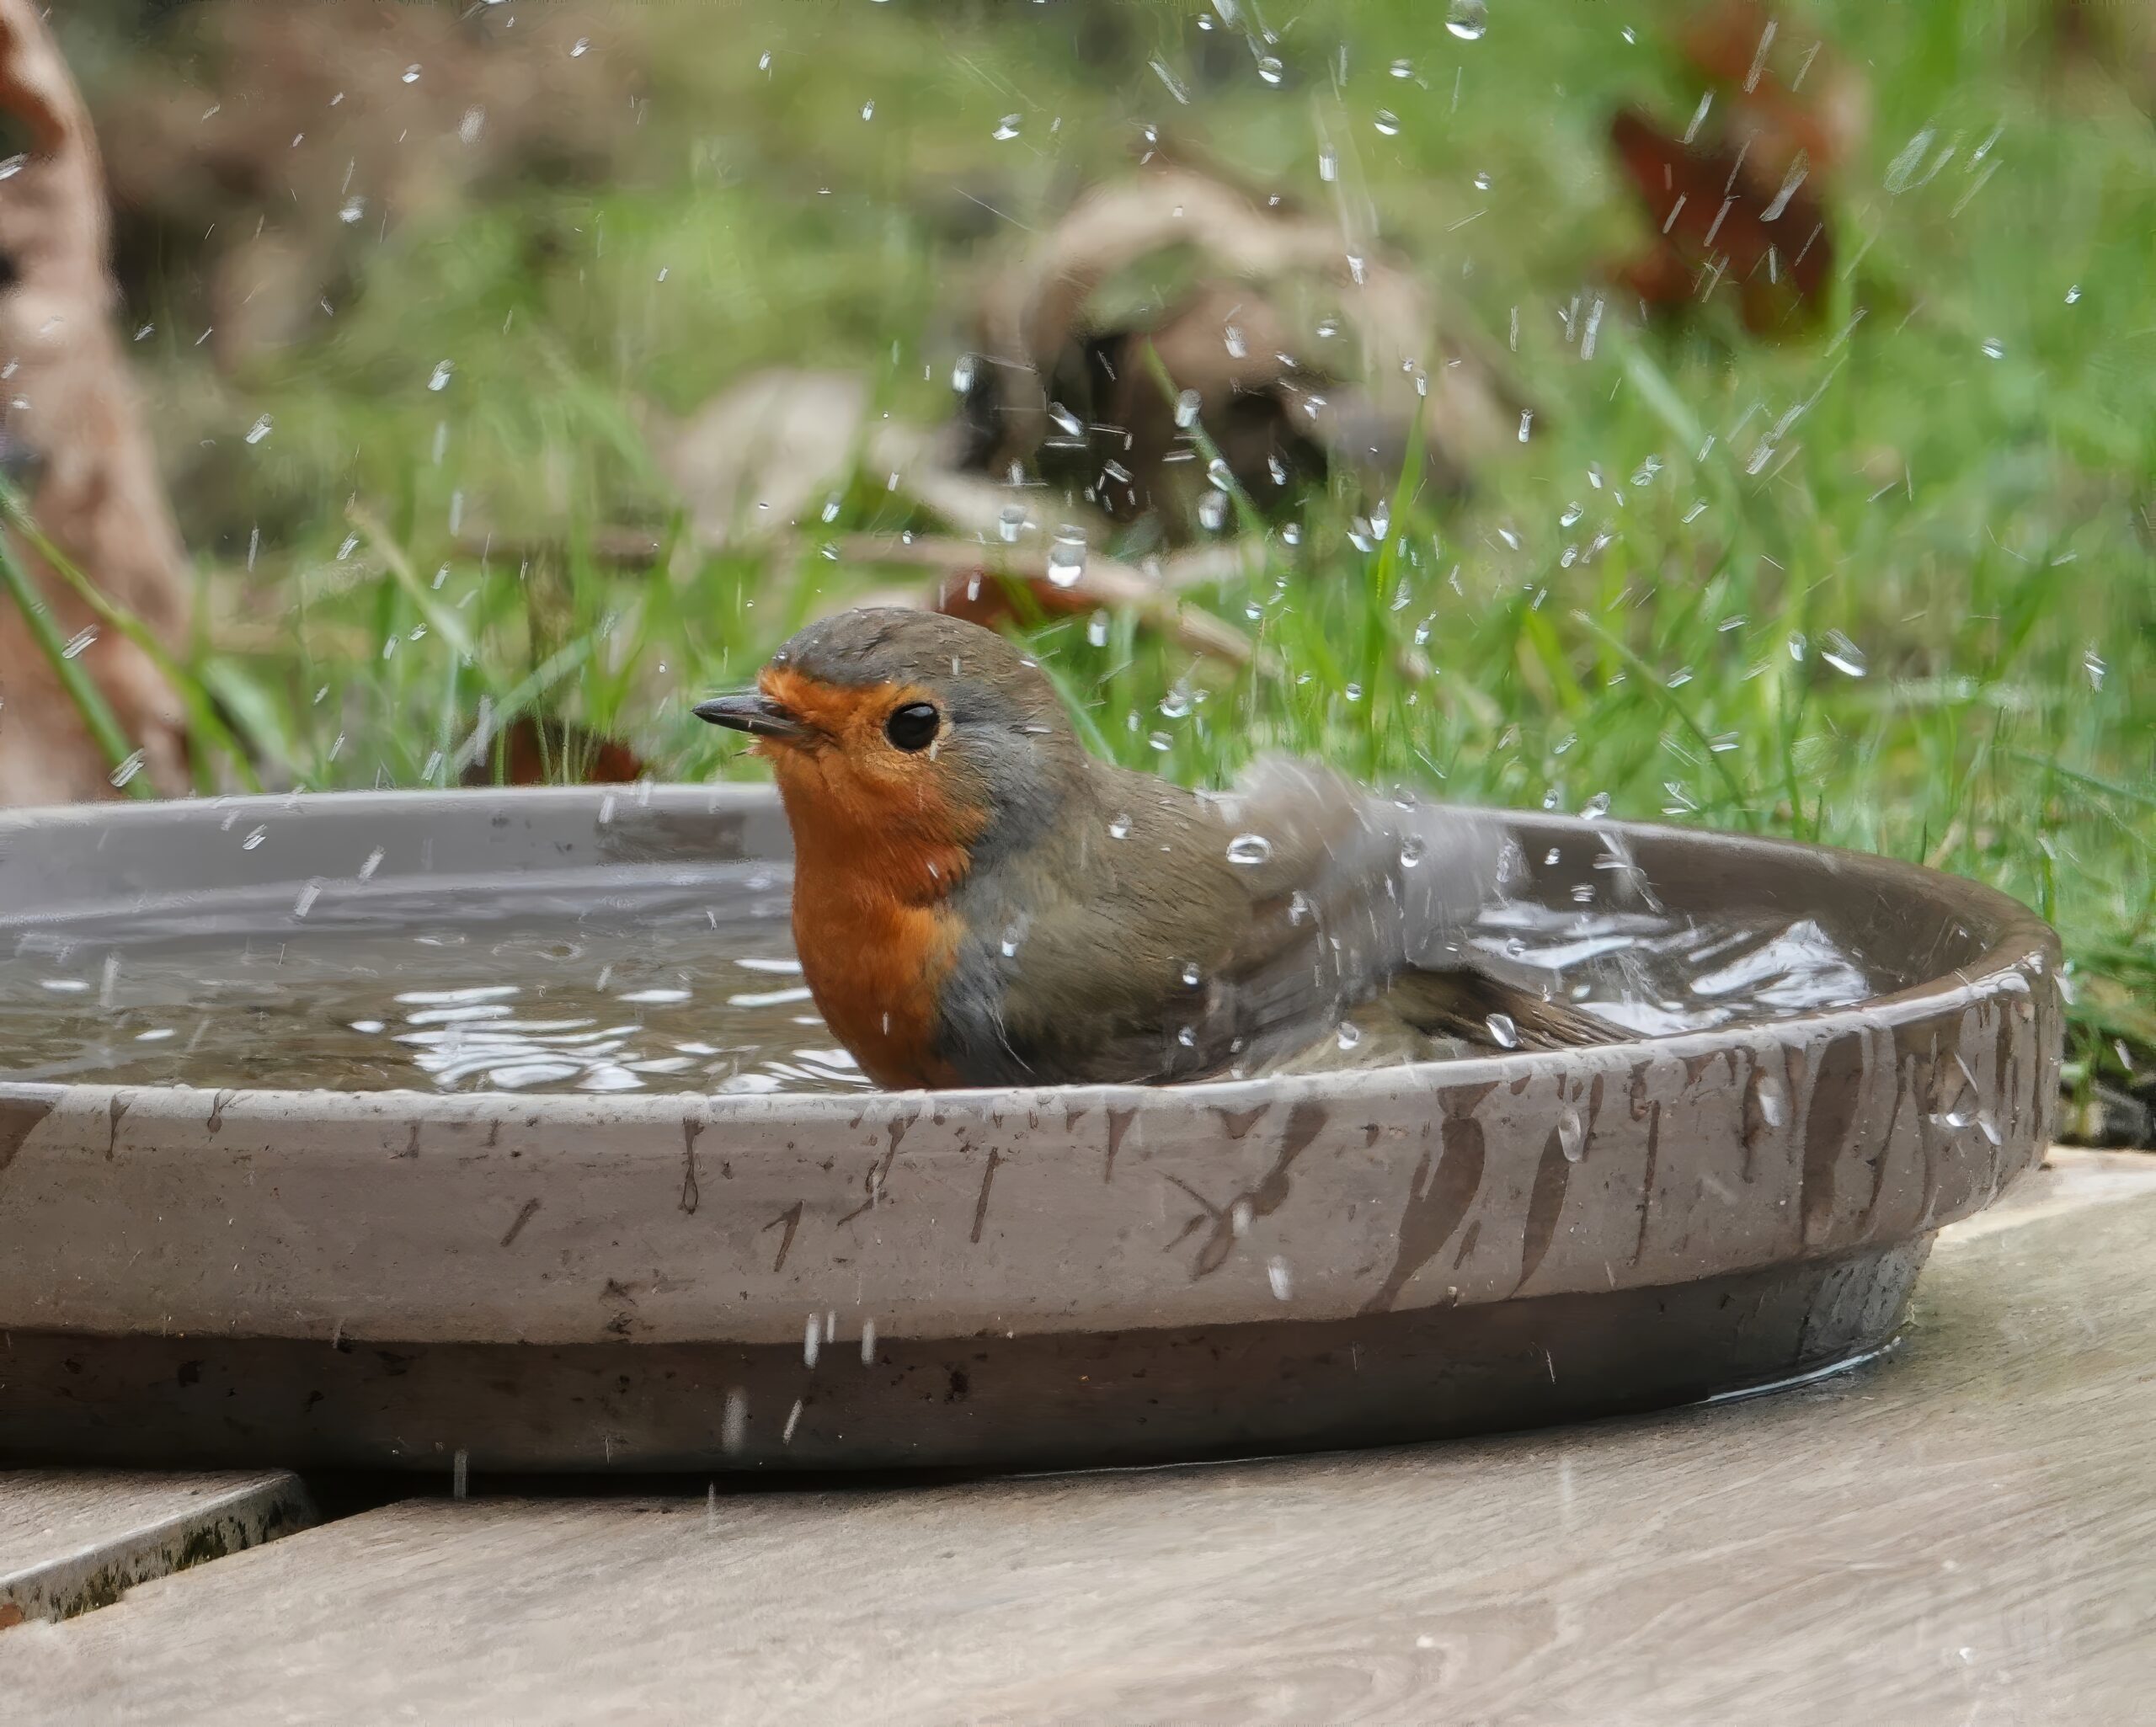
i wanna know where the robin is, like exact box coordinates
[696,608,1618,1090]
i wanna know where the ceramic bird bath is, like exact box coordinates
[0,786,2061,1472]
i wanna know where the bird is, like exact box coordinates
[696,607,1621,1090]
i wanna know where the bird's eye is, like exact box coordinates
[884,701,941,752]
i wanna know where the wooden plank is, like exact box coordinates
[1942,1143,2156,1239]
[2,1188,2148,1723]
[0,1471,313,1627]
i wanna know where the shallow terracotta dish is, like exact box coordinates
[0,786,2061,1472]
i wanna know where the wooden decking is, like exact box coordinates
[3,1152,2153,1724]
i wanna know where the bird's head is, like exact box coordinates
[696,609,1084,877]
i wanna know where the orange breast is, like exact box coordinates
[789,856,963,1090]
[754,668,981,1089]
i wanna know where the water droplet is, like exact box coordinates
[1343,682,1364,702]
[1557,1106,1585,1162]
[401,63,422,84]
[950,353,975,394]
[109,750,146,789]
[1756,1075,1788,1127]
[1786,631,1807,663]
[1227,833,1273,866]
[1223,323,1247,360]
[1257,56,1283,85]
[1267,1257,1294,1299]
[1581,792,1611,820]
[1086,610,1110,647]
[1518,411,1534,443]
[1197,491,1229,531]
[1821,630,1867,677]
[241,825,268,851]
[1108,813,1133,840]
[1559,502,1583,528]
[1446,0,1488,41]
[1374,109,1401,136]
[1177,1024,1198,1047]
[1046,525,1086,588]
[1159,689,1193,720]
[996,503,1027,544]
[570,36,590,57]
[992,114,1022,141]
[1980,338,2004,360]
[244,414,273,445]
[1173,388,1202,429]
[803,1314,820,1367]
[1473,170,1492,191]
[1337,1021,1364,1051]
[427,360,453,392]
[1317,146,1337,182]
[1485,1013,1519,1049]
[1148,730,1173,752]
[339,195,366,225]
[2064,283,2082,304]
[1399,834,1428,868]
[1281,521,1302,546]
[61,626,98,659]
[2084,646,2106,690]
[860,99,874,121]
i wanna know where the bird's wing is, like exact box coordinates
[950,754,1617,1085]
[1214,758,1620,1058]
[940,771,1256,1085]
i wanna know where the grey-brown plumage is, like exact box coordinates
[700,608,1621,1090]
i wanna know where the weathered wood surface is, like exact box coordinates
[3,1169,2148,1724]
[0,1471,312,1626]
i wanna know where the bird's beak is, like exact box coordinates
[693,690,812,743]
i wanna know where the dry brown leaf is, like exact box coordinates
[1678,1,1869,179]
[1607,5,1862,336]
[645,370,868,551]
[461,716,645,787]
[956,163,1516,541]
[0,0,191,804]
[1609,109,1835,334]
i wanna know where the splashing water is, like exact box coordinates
[1045,526,1086,589]
[0,850,1883,1094]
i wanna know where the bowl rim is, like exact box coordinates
[0,784,2059,1126]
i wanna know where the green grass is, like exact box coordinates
[45,0,2156,1099]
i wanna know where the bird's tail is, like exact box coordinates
[1385,965,1628,1051]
